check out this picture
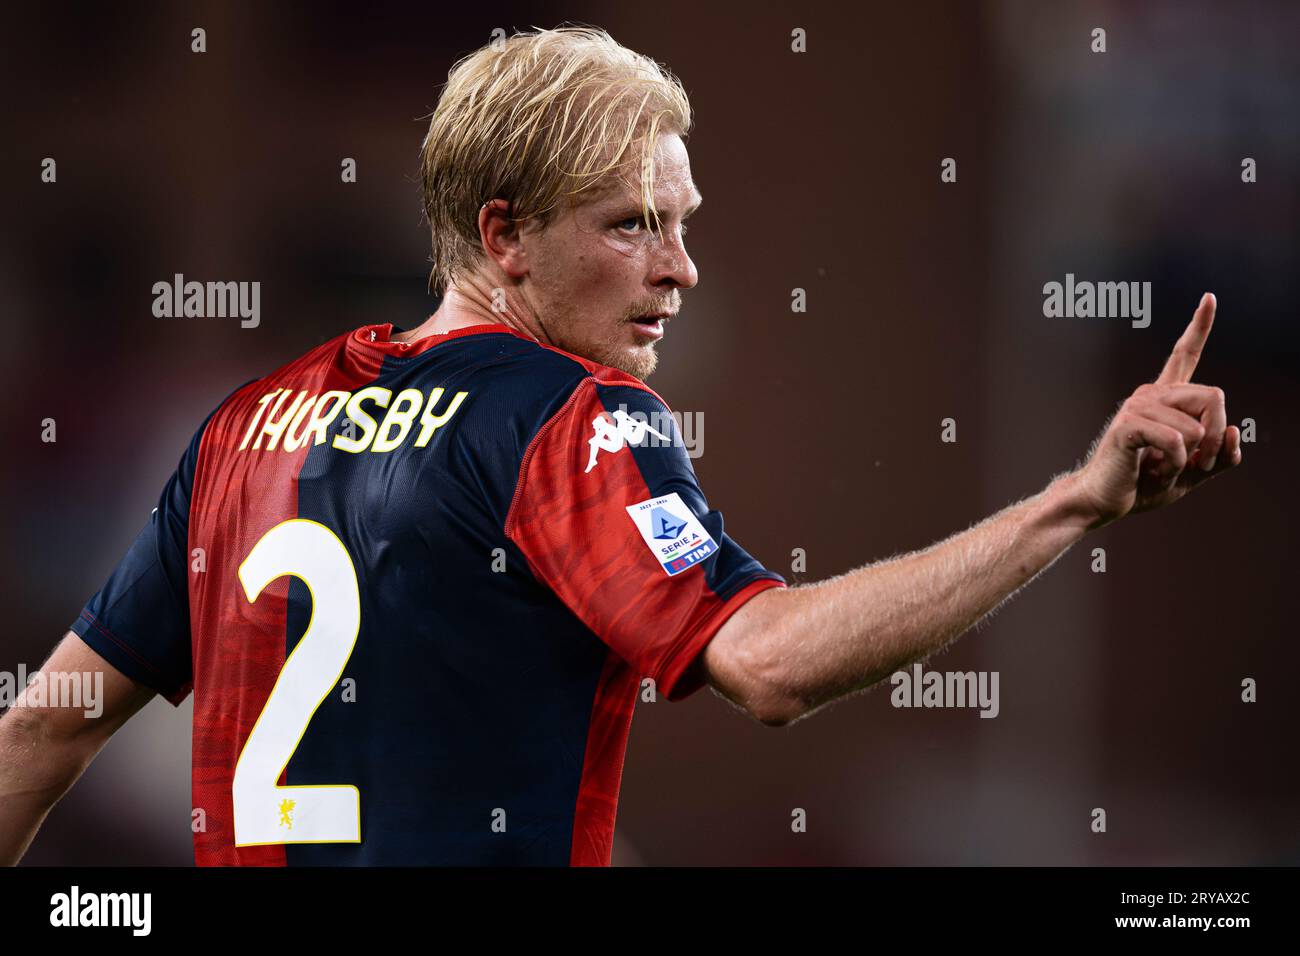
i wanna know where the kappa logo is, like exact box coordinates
[585,409,669,473]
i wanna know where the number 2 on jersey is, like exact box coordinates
[232,519,362,846]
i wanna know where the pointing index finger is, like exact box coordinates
[1156,292,1216,385]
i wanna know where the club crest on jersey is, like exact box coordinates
[625,492,718,576]
[585,409,669,473]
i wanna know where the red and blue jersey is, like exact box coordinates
[70,322,784,865]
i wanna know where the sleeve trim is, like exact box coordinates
[656,575,786,702]
[72,610,189,705]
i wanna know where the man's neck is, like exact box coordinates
[393,282,542,345]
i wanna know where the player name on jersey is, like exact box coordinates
[239,385,470,454]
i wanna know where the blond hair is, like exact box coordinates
[419,24,693,296]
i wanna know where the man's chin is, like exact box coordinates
[611,345,658,381]
[589,342,658,380]
[553,330,659,380]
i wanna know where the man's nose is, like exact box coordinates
[651,228,698,289]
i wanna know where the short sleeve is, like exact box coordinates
[505,378,785,701]
[69,406,219,706]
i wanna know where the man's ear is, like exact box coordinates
[478,199,529,282]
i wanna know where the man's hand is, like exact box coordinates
[1070,292,1243,529]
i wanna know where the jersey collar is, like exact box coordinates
[347,321,521,359]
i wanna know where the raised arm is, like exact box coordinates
[0,632,155,864]
[702,293,1243,726]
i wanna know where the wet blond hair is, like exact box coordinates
[419,24,693,296]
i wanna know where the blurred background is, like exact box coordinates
[3,0,1296,865]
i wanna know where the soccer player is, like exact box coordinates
[0,26,1241,866]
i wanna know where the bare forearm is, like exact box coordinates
[0,708,92,865]
[0,633,155,865]
[722,471,1095,722]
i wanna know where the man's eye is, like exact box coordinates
[615,217,688,238]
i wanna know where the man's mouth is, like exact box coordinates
[630,312,671,340]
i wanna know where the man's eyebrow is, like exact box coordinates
[607,189,703,220]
